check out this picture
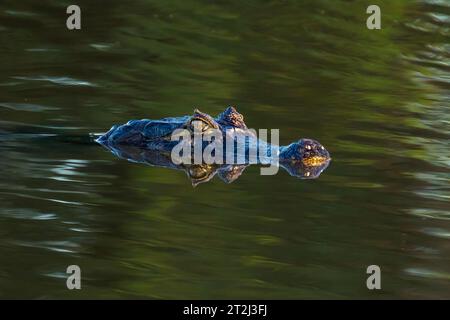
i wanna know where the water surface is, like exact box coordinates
[0,0,449,298]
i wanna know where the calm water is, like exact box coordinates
[0,0,449,299]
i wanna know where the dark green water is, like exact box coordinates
[0,0,449,299]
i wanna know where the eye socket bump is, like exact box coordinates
[190,119,212,132]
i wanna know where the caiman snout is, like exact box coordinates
[280,138,331,166]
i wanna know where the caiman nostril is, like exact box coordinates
[302,156,329,166]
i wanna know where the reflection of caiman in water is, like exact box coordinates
[96,107,331,185]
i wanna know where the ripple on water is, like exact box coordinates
[420,0,450,7]
[25,48,59,52]
[428,12,450,25]
[12,240,81,254]
[409,208,450,221]
[0,120,87,131]
[405,268,450,281]
[89,43,115,51]
[0,102,59,112]
[0,191,94,207]
[12,76,97,87]
[4,10,38,17]
[1,209,57,221]
[421,227,450,239]
[44,272,69,279]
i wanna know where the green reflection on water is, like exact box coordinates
[0,0,448,298]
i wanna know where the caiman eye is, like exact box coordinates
[190,119,211,132]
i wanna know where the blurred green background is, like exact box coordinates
[0,0,448,298]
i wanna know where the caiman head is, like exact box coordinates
[279,138,331,179]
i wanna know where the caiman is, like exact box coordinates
[96,107,331,185]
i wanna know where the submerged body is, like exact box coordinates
[96,107,331,184]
